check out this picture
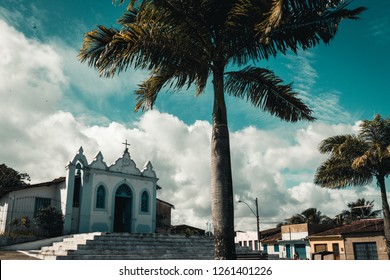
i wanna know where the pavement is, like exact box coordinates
[0,251,40,260]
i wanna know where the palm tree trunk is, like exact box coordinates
[210,65,236,260]
[377,175,390,258]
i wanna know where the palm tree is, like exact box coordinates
[314,115,390,256]
[286,207,332,224]
[347,198,381,220]
[335,198,381,224]
[79,0,365,259]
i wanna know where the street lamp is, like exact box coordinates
[238,198,260,251]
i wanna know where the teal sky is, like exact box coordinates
[3,0,389,128]
[1,0,389,230]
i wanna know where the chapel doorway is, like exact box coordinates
[113,184,132,232]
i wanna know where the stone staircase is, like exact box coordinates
[37,232,103,260]
[35,232,257,260]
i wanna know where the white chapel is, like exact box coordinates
[0,144,174,236]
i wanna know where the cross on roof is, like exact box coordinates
[122,139,131,152]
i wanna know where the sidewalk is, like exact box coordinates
[0,251,40,260]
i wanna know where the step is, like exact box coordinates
[80,240,213,247]
[57,253,213,260]
[36,232,217,260]
[66,248,212,256]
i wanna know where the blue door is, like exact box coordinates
[294,244,306,260]
[286,244,291,259]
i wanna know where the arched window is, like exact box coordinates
[141,191,149,213]
[116,184,132,197]
[96,185,106,209]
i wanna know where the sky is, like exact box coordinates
[0,0,389,232]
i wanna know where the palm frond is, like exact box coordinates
[134,63,209,111]
[79,26,120,70]
[318,135,350,154]
[223,0,272,64]
[80,15,209,80]
[319,134,368,159]
[359,114,390,147]
[263,0,284,29]
[134,69,173,111]
[117,9,138,26]
[314,156,373,189]
[225,66,314,122]
[287,214,305,224]
[352,152,371,170]
[338,135,368,159]
[79,24,150,78]
[258,0,367,54]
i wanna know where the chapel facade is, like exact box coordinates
[0,145,173,236]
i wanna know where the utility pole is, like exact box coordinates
[238,198,261,251]
[255,198,260,250]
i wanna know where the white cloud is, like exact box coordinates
[230,120,366,231]
[284,51,355,124]
[368,17,390,44]
[285,51,318,95]
[54,41,148,100]
[0,20,66,116]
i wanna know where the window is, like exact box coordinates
[116,184,132,197]
[141,191,149,212]
[96,185,106,209]
[73,163,82,207]
[34,197,51,217]
[314,244,327,252]
[263,244,268,253]
[332,243,340,258]
[274,244,280,252]
[353,242,378,260]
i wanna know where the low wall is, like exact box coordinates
[0,236,66,250]
[0,237,41,247]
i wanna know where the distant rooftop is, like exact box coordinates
[308,219,384,237]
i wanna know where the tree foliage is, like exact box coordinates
[282,199,381,227]
[335,198,381,224]
[314,114,390,256]
[286,207,333,225]
[0,164,30,198]
[35,206,64,237]
[79,0,364,121]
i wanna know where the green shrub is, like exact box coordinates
[35,206,64,237]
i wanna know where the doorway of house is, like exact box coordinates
[286,244,291,259]
[294,244,306,259]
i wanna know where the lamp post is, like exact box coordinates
[238,198,260,251]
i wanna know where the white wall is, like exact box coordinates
[235,231,259,251]
[0,184,64,234]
